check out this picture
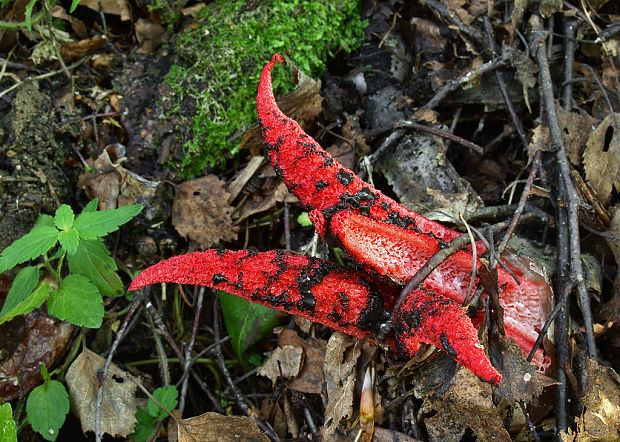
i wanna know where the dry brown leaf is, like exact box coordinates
[0,311,73,401]
[528,124,551,161]
[65,348,138,438]
[583,113,620,206]
[79,0,131,21]
[424,368,511,441]
[283,394,299,438]
[234,180,297,223]
[134,18,168,54]
[556,106,597,166]
[174,412,269,442]
[172,175,238,248]
[574,359,620,441]
[495,337,558,404]
[278,328,325,394]
[78,146,160,211]
[60,35,105,61]
[226,156,265,203]
[257,345,303,385]
[606,206,620,290]
[321,333,361,440]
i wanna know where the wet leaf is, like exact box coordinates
[174,412,269,442]
[67,239,123,297]
[26,380,69,441]
[65,348,138,438]
[219,291,284,368]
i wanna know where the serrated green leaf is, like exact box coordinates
[0,226,58,274]
[57,229,79,255]
[147,385,178,419]
[131,408,155,442]
[26,380,69,441]
[54,205,74,231]
[219,291,285,369]
[0,283,49,325]
[74,204,143,240]
[67,239,123,297]
[34,214,55,229]
[0,402,18,442]
[0,265,39,316]
[47,274,103,328]
[82,198,98,214]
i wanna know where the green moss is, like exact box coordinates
[162,0,366,177]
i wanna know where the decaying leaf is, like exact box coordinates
[423,368,510,441]
[278,328,325,394]
[0,311,73,402]
[257,345,303,385]
[135,18,168,54]
[528,124,551,161]
[172,175,238,248]
[574,359,620,441]
[583,113,620,206]
[556,106,597,166]
[79,0,131,21]
[78,145,160,212]
[495,337,558,404]
[173,412,269,442]
[60,35,105,61]
[321,333,361,440]
[65,348,138,438]
[606,206,620,290]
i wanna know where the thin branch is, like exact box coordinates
[530,14,597,359]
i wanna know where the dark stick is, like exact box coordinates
[531,14,597,360]
[483,16,530,150]
[179,286,206,414]
[394,120,484,154]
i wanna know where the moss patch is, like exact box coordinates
[161,0,366,177]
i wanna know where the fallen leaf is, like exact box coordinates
[583,113,620,206]
[174,411,269,442]
[172,175,238,248]
[257,345,303,385]
[575,359,620,441]
[0,311,73,402]
[556,106,597,166]
[278,328,325,394]
[424,368,511,441]
[135,18,169,54]
[60,35,106,62]
[65,348,138,438]
[606,206,620,290]
[322,333,361,440]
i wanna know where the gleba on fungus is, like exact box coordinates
[130,53,555,386]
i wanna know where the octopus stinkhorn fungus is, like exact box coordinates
[130,54,555,387]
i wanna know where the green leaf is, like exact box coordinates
[54,205,74,231]
[67,239,123,297]
[82,198,98,214]
[0,402,18,442]
[26,380,69,441]
[219,291,285,368]
[47,274,103,328]
[34,214,55,229]
[0,265,39,316]
[132,408,156,442]
[147,385,178,419]
[69,0,80,14]
[58,229,79,255]
[24,0,37,32]
[0,283,49,325]
[0,226,58,274]
[297,212,312,227]
[74,204,143,240]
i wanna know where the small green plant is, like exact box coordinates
[0,199,143,328]
[0,402,18,442]
[25,365,69,441]
[131,385,179,441]
[0,0,81,31]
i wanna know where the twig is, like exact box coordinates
[578,63,619,128]
[423,0,485,44]
[179,286,206,415]
[497,150,542,256]
[0,57,87,100]
[518,401,541,442]
[212,297,280,441]
[531,14,598,360]
[483,16,530,150]
[283,201,291,250]
[95,292,145,442]
[144,308,171,386]
[394,120,484,154]
[423,55,509,110]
